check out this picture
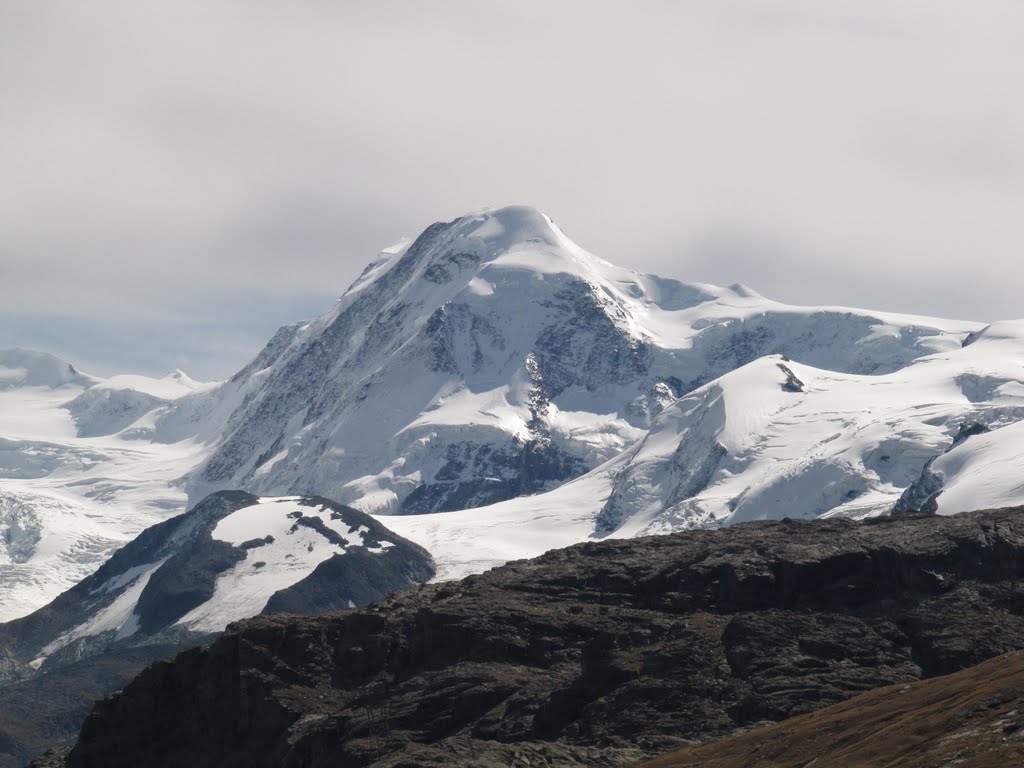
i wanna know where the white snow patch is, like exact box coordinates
[932,420,1024,514]
[42,558,167,655]
[377,470,615,582]
[467,276,495,296]
[177,499,369,633]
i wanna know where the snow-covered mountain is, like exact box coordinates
[0,352,216,621]
[600,319,1024,535]
[380,325,1024,581]
[0,349,95,390]
[3,204,1024,621]
[0,491,433,684]
[183,205,976,519]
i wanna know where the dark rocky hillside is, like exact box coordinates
[0,646,179,768]
[37,507,1024,767]
[643,650,1024,767]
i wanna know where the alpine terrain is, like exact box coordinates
[4,205,1024,620]
[3,205,1024,765]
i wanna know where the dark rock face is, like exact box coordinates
[52,508,1024,768]
[532,281,651,399]
[134,539,247,634]
[892,456,944,514]
[397,438,589,515]
[776,362,804,393]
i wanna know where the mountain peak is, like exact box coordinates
[187,205,989,525]
[161,368,209,390]
[450,205,561,250]
[0,348,94,389]
[332,205,613,332]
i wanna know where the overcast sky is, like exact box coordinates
[2,1,1022,379]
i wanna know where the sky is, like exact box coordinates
[1,1,1022,379]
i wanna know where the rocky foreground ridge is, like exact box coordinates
[32,506,1024,767]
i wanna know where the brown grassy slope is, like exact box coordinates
[643,650,1024,768]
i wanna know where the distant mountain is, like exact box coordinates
[0,355,216,622]
[181,205,977,521]
[0,349,95,390]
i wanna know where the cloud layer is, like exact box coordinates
[2,1,1022,377]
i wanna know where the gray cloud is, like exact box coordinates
[1,1,1022,378]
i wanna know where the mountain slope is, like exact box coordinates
[0,350,95,390]
[644,650,1024,768]
[33,507,1024,768]
[601,318,1024,535]
[184,205,976,518]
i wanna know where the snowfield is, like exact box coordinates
[3,206,1024,621]
[178,497,395,633]
[0,350,214,620]
[380,333,1024,580]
